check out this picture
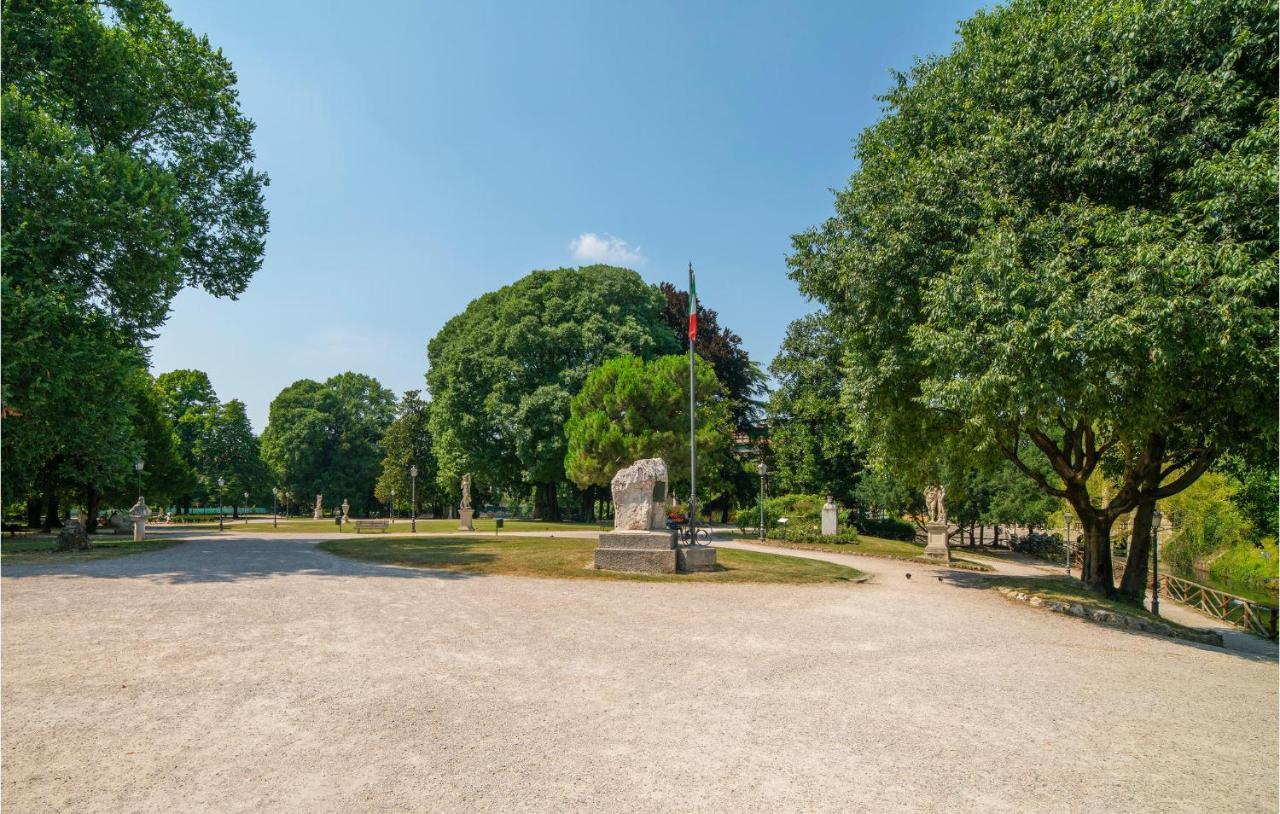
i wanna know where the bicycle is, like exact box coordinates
[676,525,712,546]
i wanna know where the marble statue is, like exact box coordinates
[924,486,947,525]
[460,474,472,510]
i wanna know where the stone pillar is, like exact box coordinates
[922,521,951,563]
[458,507,475,531]
[821,497,838,537]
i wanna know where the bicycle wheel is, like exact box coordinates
[693,528,711,546]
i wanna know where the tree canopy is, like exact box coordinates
[564,355,734,504]
[375,391,445,517]
[427,265,679,519]
[767,312,862,505]
[788,0,1277,596]
[260,373,397,516]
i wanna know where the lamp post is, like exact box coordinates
[134,457,145,499]
[1151,508,1162,616]
[244,491,249,524]
[410,465,418,533]
[1064,508,1073,577]
[217,477,225,531]
[756,461,768,542]
[273,489,279,528]
[285,491,291,520]
[390,488,396,523]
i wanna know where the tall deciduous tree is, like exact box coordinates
[260,374,396,516]
[198,400,267,517]
[789,0,1277,597]
[155,369,220,511]
[767,312,862,505]
[375,391,444,518]
[427,266,679,520]
[1,0,268,521]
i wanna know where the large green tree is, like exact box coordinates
[564,355,735,509]
[427,266,679,520]
[198,400,268,517]
[767,312,863,505]
[375,391,445,518]
[2,0,268,521]
[154,369,220,511]
[260,374,396,516]
[789,0,1277,597]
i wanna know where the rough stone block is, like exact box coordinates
[676,545,717,572]
[597,530,678,551]
[611,458,669,531]
[594,548,676,573]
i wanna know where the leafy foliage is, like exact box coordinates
[261,374,396,515]
[788,0,1277,594]
[427,266,679,519]
[375,391,445,515]
[767,312,863,504]
[658,282,767,427]
[564,355,734,500]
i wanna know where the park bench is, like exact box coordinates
[353,519,391,533]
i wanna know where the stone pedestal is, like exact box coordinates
[131,518,146,542]
[458,508,475,531]
[922,521,951,563]
[594,530,718,573]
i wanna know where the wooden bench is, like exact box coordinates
[353,519,391,533]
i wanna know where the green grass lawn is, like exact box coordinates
[240,518,604,534]
[1,535,184,565]
[319,535,863,584]
[735,533,992,572]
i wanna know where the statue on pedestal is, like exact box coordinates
[922,485,950,563]
[313,494,324,521]
[457,474,475,530]
[341,498,350,524]
[460,474,472,510]
[924,485,947,525]
[129,496,151,542]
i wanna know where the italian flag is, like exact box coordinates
[687,264,698,342]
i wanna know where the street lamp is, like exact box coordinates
[756,461,768,542]
[1063,508,1073,577]
[244,491,249,524]
[410,465,418,533]
[134,457,145,499]
[217,477,225,531]
[285,491,291,520]
[390,488,396,523]
[273,489,279,528]
[1151,508,1162,616]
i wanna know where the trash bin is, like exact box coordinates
[495,517,504,530]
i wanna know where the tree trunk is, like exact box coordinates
[580,486,595,523]
[1078,510,1118,597]
[1119,501,1155,604]
[84,484,100,534]
[40,489,61,533]
[232,503,239,519]
[535,483,561,521]
[26,497,41,528]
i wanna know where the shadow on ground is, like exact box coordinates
[0,535,481,585]
[939,570,1278,663]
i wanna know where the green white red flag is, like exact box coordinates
[687,264,698,342]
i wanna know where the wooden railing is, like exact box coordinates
[1157,573,1279,641]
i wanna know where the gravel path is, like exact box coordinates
[3,533,1276,812]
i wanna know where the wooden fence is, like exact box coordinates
[1157,573,1279,641]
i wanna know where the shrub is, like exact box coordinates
[776,520,859,546]
[1206,538,1279,593]
[736,493,828,533]
[853,516,916,541]
[1009,531,1065,560]
[1163,472,1254,574]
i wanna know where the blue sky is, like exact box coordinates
[154,0,988,431]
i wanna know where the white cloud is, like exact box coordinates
[569,232,644,266]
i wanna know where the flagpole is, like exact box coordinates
[688,262,697,543]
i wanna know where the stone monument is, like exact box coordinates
[922,485,951,563]
[313,494,324,521]
[821,496,838,537]
[55,519,91,552]
[106,511,131,535]
[594,458,716,573]
[129,497,150,542]
[457,474,475,531]
[341,498,351,524]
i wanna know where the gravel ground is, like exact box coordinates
[3,532,1276,813]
